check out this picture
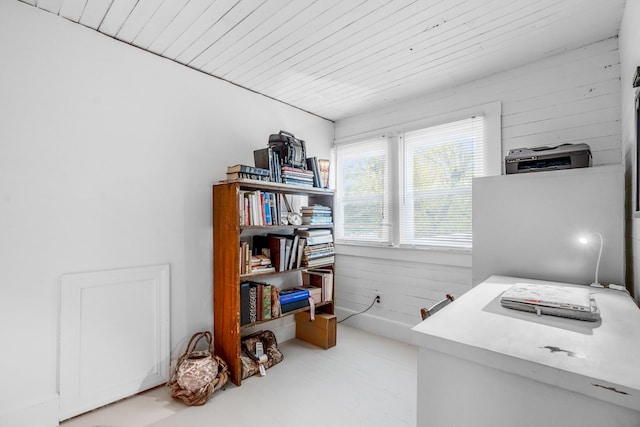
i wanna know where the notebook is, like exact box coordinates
[500,283,600,321]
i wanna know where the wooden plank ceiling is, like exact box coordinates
[23,0,625,121]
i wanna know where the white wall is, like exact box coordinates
[334,37,622,343]
[620,0,640,303]
[0,2,333,425]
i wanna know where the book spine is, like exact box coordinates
[279,291,310,305]
[249,284,258,323]
[262,284,272,320]
[264,195,271,225]
[280,299,310,313]
[305,235,334,245]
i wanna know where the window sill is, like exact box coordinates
[334,242,471,268]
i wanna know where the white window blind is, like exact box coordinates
[400,116,485,248]
[335,137,390,244]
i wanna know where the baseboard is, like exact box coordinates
[335,307,414,344]
[0,394,59,427]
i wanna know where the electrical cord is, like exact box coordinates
[338,295,379,324]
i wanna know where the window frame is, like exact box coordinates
[333,101,502,251]
[333,136,392,245]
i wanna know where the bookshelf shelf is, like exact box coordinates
[239,262,334,280]
[239,301,333,330]
[213,180,335,386]
[240,223,333,232]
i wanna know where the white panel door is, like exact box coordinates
[59,264,170,421]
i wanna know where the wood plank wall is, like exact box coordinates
[619,2,640,303]
[333,38,622,342]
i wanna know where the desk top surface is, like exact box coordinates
[410,275,640,409]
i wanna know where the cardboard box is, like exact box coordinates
[295,312,336,349]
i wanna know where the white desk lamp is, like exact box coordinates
[579,232,603,286]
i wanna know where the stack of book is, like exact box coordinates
[251,254,275,274]
[279,288,310,313]
[239,242,276,274]
[296,229,335,267]
[227,164,270,181]
[281,166,314,187]
[301,204,332,225]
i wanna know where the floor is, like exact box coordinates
[61,325,417,427]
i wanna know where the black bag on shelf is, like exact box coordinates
[268,130,307,169]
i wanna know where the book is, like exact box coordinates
[288,235,300,270]
[262,284,272,320]
[301,204,331,213]
[253,147,276,182]
[241,282,251,326]
[303,250,336,261]
[257,283,263,321]
[302,216,333,224]
[264,193,272,224]
[248,284,258,323]
[303,255,335,267]
[268,236,287,272]
[281,166,313,174]
[227,164,269,176]
[271,286,281,318]
[281,298,309,314]
[296,237,306,269]
[226,172,269,181]
[295,229,332,237]
[305,234,334,245]
[306,157,322,187]
[295,285,322,304]
[279,288,310,304]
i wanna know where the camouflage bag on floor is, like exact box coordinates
[240,330,283,379]
[168,331,229,406]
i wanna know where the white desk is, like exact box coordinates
[410,275,640,427]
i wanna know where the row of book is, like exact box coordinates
[239,190,281,226]
[253,148,325,189]
[239,228,335,275]
[253,147,284,184]
[238,190,333,230]
[240,271,334,326]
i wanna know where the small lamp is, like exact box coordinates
[318,159,330,188]
[579,232,603,286]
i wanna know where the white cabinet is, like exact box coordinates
[472,165,624,286]
[411,275,640,427]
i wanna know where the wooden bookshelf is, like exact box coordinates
[212,180,335,386]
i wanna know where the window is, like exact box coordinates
[335,137,390,244]
[335,103,500,250]
[400,117,484,247]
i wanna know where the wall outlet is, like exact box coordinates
[374,293,382,304]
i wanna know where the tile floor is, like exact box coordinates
[61,325,417,427]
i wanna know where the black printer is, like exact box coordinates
[505,143,592,174]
